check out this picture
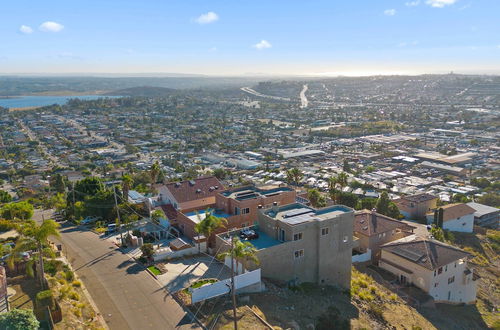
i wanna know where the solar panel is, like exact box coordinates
[284,214,314,225]
[282,208,314,218]
[392,247,424,262]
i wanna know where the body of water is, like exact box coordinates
[0,95,116,109]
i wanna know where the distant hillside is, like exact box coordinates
[105,86,177,97]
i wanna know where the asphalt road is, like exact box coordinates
[54,222,201,330]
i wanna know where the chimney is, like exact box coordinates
[272,201,279,213]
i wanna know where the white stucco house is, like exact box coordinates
[426,203,475,233]
[379,238,478,304]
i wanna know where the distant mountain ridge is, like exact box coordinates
[105,86,177,97]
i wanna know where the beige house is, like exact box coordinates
[353,209,416,262]
[216,203,354,289]
[379,239,478,304]
[395,193,438,221]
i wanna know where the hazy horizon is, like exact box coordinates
[2,0,499,76]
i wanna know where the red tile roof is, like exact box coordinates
[164,176,224,204]
[159,204,178,221]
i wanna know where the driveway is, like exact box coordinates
[157,255,231,293]
[53,222,201,330]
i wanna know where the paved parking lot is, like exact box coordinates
[156,255,231,292]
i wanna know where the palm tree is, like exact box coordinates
[121,174,133,202]
[150,161,161,186]
[194,211,227,253]
[336,172,349,190]
[217,236,260,330]
[8,220,60,289]
[218,237,260,274]
[286,168,303,186]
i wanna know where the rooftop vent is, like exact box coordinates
[189,180,196,186]
[362,226,368,231]
[175,182,181,188]
[215,185,219,189]
[258,204,263,209]
[196,189,202,193]
[209,186,215,192]
[360,219,365,224]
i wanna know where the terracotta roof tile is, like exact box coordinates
[164,176,224,204]
[354,209,415,237]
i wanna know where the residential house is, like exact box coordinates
[353,209,416,262]
[466,202,499,229]
[395,193,438,220]
[175,185,296,241]
[426,203,475,233]
[216,203,355,289]
[379,239,478,304]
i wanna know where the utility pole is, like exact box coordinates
[72,182,76,221]
[230,236,238,330]
[113,186,123,246]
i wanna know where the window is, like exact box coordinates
[448,276,455,284]
[321,228,329,236]
[434,283,439,287]
[434,270,437,277]
[438,267,443,275]
[445,265,448,272]
[242,208,250,214]
[294,250,304,258]
[241,222,249,228]
[454,262,457,268]
[235,207,240,215]
[293,233,303,241]
[343,235,349,243]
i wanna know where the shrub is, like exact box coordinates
[72,280,82,288]
[72,308,82,317]
[69,291,80,301]
[0,309,39,330]
[316,306,349,330]
[44,259,64,276]
[64,270,75,281]
[36,290,54,309]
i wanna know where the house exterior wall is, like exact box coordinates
[366,229,411,261]
[443,214,474,233]
[475,212,500,229]
[379,250,477,304]
[254,209,354,289]
[398,198,437,220]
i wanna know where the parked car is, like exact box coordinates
[240,229,259,240]
[81,216,101,225]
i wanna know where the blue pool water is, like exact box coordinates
[0,95,117,109]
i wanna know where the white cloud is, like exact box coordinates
[406,1,420,6]
[384,9,396,16]
[19,25,33,34]
[195,12,219,24]
[426,0,457,8]
[253,40,272,50]
[39,21,64,32]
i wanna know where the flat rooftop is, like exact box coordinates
[222,186,293,201]
[219,229,282,250]
[184,208,232,224]
[266,203,352,225]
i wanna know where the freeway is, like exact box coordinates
[53,222,201,330]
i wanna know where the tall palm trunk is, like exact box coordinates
[37,241,46,289]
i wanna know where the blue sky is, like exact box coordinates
[1,0,499,75]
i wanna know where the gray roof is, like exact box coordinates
[467,202,500,217]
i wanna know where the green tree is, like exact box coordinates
[308,189,326,208]
[212,168,227,180]
[0,309,40,330]
[343,159,351,173]
[121,174,134,202]
[430,225,445,242]
[477,193,500,208]
[286,168,303,186]
[140,243,155,262]
[451,193,470,203]
[0,201,34,220]
[0,190,12,203]
[218,237,259,274]
[150,161,161,185]
[50,173,66,193]
[194,211,227,253]
[336,192,359,208]
[356,198,377,211]
[151,209,165,224]
[8,220,60,288]
[375,192,391,215]
[71,177,104,203]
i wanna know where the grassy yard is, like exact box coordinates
[147,265,162,276]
